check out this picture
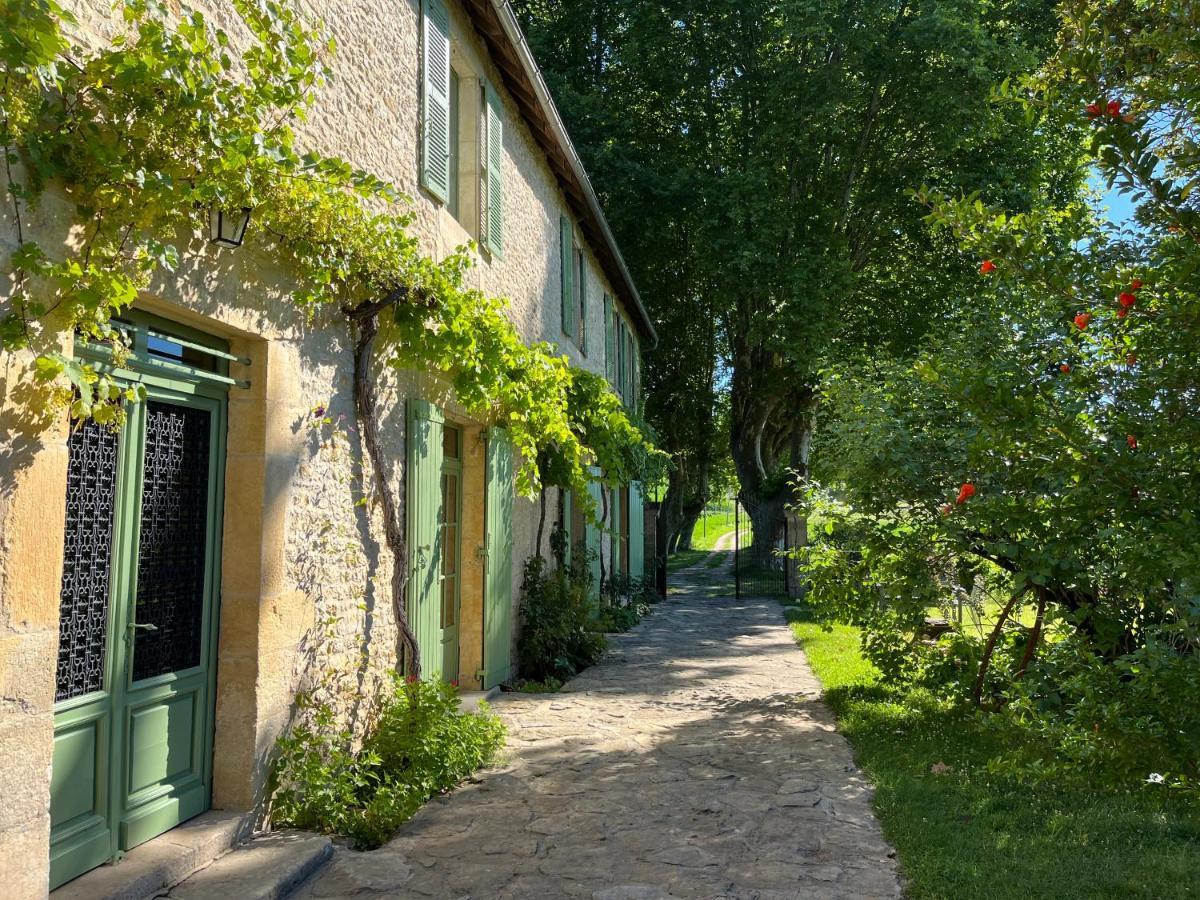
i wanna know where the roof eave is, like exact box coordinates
[459,0,657,348]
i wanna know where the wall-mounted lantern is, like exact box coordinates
[209,206,252,248]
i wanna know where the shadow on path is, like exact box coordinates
[293,552,902,900]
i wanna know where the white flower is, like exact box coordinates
[1146,773,1166,785]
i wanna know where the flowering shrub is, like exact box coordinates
[796,0,1200,783]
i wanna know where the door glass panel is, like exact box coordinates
[132,402,212,681]
[57,420,120,702]
[442,425,460,460]
[440,472,459,629]
[444,472,457,524]
[441,574,456,628]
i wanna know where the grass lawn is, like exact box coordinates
[691,507,738,551]
[783,603,1200,899]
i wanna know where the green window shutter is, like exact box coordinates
[619,321,629,403]
[629,481,645,579]
[484,83,504,257]
[484,428,514,687]
[615,318,624,396]
[604,294,615,383]
[578,256,588,355]
[610,486,621,574]
[632,334,641,408]
[421,0,452,203]
[625,327,634,407]
[406,399,445,678]
[560,216,575,339]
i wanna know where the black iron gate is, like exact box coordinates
[734,502,789,599]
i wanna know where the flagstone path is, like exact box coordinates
[292,554,902,900]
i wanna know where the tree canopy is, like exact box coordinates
[515,0,1075,550]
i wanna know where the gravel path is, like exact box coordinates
[294,555,902,899]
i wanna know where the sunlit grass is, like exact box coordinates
[691,506,738,550]
[785,604,1200,899]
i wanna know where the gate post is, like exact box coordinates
[785,507,806,600]
[645,500,667,600]
[734,502,741,600]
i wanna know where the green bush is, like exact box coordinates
[517,552,606,682]
[605,572,659,606]
[595,602,644,633]
[271,677,505,848]
[595,572,658,632]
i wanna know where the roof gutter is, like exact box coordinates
[489,0,658,349]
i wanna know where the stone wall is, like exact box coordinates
[0,1,631,895]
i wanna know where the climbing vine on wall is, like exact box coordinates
[0,0,663,673]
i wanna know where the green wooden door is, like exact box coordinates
[439,426,463,681]
[407,401,463,682]
[629,481,645,580]
[51,377,226,890]
[483,429,513,688]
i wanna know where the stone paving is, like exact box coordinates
[294,551,902,900]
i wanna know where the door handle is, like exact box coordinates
[128,622,159,633]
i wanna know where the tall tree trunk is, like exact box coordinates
[730,342,788,557]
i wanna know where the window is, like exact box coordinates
[575,247,587,354]
[625,328,635,405]
[421,0,503,252]
[447,68,461,221]
[560,217,587,353]
[604,294,615,383]
[604,304,639,409]
[440,425,462,631]
[482,84,504,257]
[420,0,452,202]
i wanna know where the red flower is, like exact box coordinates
[1117,308,1128,319]
[979,259,996,275]
[1074,312,1093,330]
[1126,353,1137,366]
[1126,434,1138,450]
[939,502,953,517]
[1119,291,1137,309]
[1086,102,1102,118]
[955,482,976,505]
[1060,363,1071,373]
[1130,279,1143,291]
[1107,99,1122,117]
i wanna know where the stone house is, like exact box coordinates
[0,0,656,895]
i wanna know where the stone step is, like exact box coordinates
[52,810,252,900]
[161,831,332,900]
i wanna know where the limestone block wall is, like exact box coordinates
[0,2,635,893]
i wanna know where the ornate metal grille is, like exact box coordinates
[57,420,120,702]
[132,402,212,681]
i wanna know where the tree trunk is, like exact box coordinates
[729,349,816,559]
[349,307,421,678]
[676,509,701,552]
